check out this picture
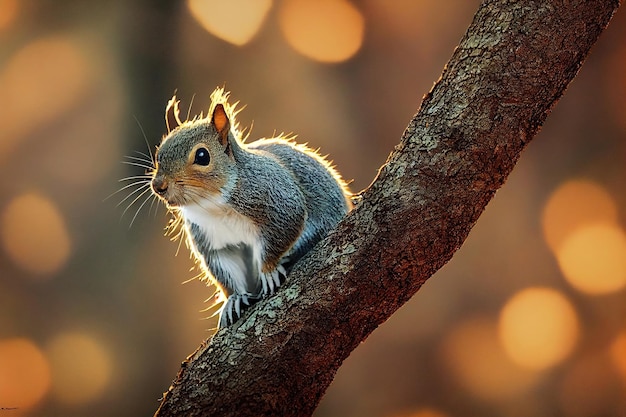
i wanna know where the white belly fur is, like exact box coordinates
[181,201,260,250]
[180,200,264,293]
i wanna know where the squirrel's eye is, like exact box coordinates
[194,148,210,166]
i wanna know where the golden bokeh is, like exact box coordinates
[556,223,626,295]
[1,192,71,277]
[0,0,18,30]
[498,287,579,370]
[542,179,618,253]
[187,0,272,46]
[279,0,364,63]
[0,35,90,159]
[0,338,51,409]
[46,332,113,405]
[442,317,537,400]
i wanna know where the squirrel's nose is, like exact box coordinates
[152,177,168,196]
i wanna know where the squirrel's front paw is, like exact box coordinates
[260,265,287,297]
[219,293,262,328]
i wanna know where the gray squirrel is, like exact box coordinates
[150,88,352,328]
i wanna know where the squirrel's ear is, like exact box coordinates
[211,104,230,149]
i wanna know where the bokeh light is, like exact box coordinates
[0,338,51,409]
[279,0,364,63]
[556,224,626,295]
[498,287,579,370]
[0,35,90,159]
[46,332,113,405]
[187,0,272,46]
[1,192,71,277]
[0,0,18,30]
[442,317,537,400]
[542,179,618,253]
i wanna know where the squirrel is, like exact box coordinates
[150,88,352,328]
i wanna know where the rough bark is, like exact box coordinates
[155,1,621,416]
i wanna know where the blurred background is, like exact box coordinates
[0,1,625,416]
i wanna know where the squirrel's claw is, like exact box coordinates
[260,265,288,297]
[219,260,292,328]
[219,261,292,327]
[219,293,262,328]
[272,270,281,288]
[219,295,239,328]
[241,294,250,306]
[260,271,276,296]
[277,264,287,277]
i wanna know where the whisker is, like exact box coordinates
[114,181,148,196]
[104,179,149,202]
[125,154,154,167]
[122,160,154,171]
[132,150,154,164]
[126,151,151,160]
[118,175,152,182]
[116,179,150,193]
[113,118,158,228]
[117,182,151,208]
[121,186,153,220]
[129,191,155,228]
[148,194,159,218]
[133,115,155,165]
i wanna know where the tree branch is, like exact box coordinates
[155,1,621,416]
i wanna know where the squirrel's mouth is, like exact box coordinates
[160,193,186,208]
[162,196,187,209]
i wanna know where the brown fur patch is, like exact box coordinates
[182,172,225,196]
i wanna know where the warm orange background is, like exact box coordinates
[1,1,626,416]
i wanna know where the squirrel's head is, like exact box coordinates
[151,91,239,208]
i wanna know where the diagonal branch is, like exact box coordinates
[155,1,621,416]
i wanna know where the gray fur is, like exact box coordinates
[189,223,259,296]
[249,139,351,264]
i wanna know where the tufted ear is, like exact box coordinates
[211,104,230,150]
[165,96,182,133]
